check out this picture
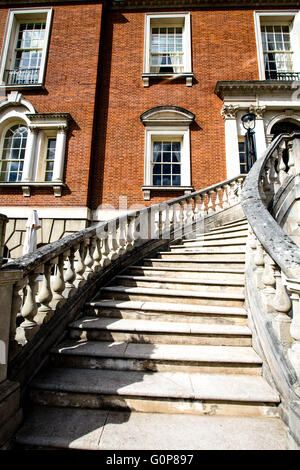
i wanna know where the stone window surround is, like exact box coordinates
[142,12,193,87]
[140,106,194,200]
[0,7,53,90]
[0,92,70,197]
[254,9,300,80]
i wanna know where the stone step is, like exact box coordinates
[28,368,279,416]
[157,251,245,261]
[87,299,248,325]
[202,223,248,236]
[68,317,252,346]
[218,218,247,227]
[15,406,287,450]
[168,246,246,255]
[98,285,244,307]
[183,229,248,243]
[126,266,245,282]
[143,258,245,269]
[114,275,244,294]
[50,340,261,374]
[172,238,247,248]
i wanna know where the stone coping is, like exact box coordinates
[241,131,300,279]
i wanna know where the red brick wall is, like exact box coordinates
[0,3,103,207]
[90,8,259,211]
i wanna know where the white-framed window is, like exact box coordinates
[0,123,27,182]
[0,8,52,87]
[44,137,56,181]
[255,10,300,80]
[142,12,192,87]
[238,138,247,175]
[141,106,194,199]
[0,93,70,196]
[152,139,182,187]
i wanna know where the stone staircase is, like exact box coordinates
[15,218,288,450]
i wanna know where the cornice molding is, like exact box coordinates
[214,80,300,100]
[111,0,300,10]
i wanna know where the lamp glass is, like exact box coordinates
[241,113,256,130]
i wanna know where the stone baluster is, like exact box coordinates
[101,230,111,268]
[199,193,206,216]
[74,242,87,287]
[17,273,40,344]
[179,200,185,227]
[169,203,175,232]
[36,261,54,324]
[108,222,119,260]
[10,278,27,356]
[186,197,193,224]
[272,268,292,345]
[254,241,265,289]
[262,254,276,312]
[192,195,200,221]
[222,184,230,209]
[277,144,288,186]
[64,247,77,294]
[51,253,67,308]
[236,178,244,202]
[268,155,279,195]
[92,236,102,272]
[117,218,127,255]
[286,278,300,376]
[84,238,94,279]
[215,187,221,212]
[207,190,214,214]
[228,182,236,206]
[126,215,135,250]
[262,159,272,204]
[286,140,296,176]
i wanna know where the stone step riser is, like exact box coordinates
[125,268,245,282]
[87,307,249,326]
[158,253,245,261]
[170,246,246,254]
[143,260,245,269]
[28,390,278,418]
[68,329,252,347]
[50,354,262,375]
[114,278,244,294]
[101,292,245,308]
[201,225,248,236]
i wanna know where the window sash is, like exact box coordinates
[151,140,182,186]
[0,124,27,182]
[261,24,293,76]
[44,138,56,181]
[150,26,184,73]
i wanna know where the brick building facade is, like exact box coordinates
[0,0,299,257]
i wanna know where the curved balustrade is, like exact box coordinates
[241,131,300,380]
[1,175,244,356]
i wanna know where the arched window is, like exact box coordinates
[0,124,28,182]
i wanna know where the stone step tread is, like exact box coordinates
[143,258,245,264]
[129,266,245,274]
[219,218,247,227]
[88,299,247,315]
[116,275,245,286]
[99,285,245,300]
[173,240,247,248]
[15,407,287,450]
[50,340,262,364]
[183,233,248,243]
[161,249,246,254]
[30,368,278,402]
[200,226,248,237]
[69,317,252,336]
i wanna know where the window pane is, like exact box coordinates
[163,175,171,185]
[153,175,161,186]
[153,164,161,174]
[172,175,181,185]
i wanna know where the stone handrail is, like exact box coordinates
[241,131,300,380]
[1,175,245,360]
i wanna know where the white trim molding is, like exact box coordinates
[0,93,71,195]
[141,106,194,200]
[142,11,193,87]
[254,9,300,80]
[0,7,53,89]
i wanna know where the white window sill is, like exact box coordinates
[142,185,194,200]
[142,73,194,87]
[0,83,45,91]
[0,182,65,197]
